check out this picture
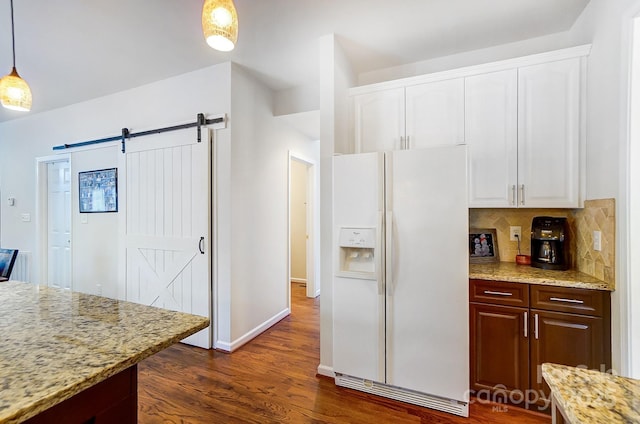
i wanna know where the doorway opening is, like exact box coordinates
[288,152,318,305]
[36,155,72,289]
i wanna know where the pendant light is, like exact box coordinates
[0,0,32,112]
[202,0,238,52]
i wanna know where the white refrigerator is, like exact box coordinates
[332,146,469,417]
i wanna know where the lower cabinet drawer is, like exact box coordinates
[530,285,608,316]
[470,279,529,307]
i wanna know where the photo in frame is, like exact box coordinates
[79,168,118,213]
[469,228,500,263]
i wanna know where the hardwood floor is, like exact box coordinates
[138,283,550,423]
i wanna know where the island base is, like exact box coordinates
[24,365,138,424]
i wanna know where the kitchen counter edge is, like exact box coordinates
[469,262,613,291]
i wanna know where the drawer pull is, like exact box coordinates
[549,297,584,304]
[483,290,513,297]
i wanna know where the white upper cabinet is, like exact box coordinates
[349,45,588,208]
[354,88,405,153]
[517,58,581,208]
[466,69,518,207]
[353,79,464,152]
[405,79,465,149]
[466,59,581,208]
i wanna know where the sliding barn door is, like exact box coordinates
[122,128,211,348]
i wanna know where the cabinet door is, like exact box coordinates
[530,310,604,405]
[353,88,405,153]
[465,70,518,207]
[518,58,580,207]
[470,303,529,397]
[405,79,464,149]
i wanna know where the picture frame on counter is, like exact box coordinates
[79,168,118,213]
[469,228,500,263]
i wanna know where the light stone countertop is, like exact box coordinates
[542,363,640,424]
[0,281,209,424]
[469,262,612,291]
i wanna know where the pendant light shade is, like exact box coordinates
[202,0,238,52]
[0,67,32,111]
[1,0,32,112]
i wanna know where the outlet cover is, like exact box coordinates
[593,231,602,251]
[510,226,522,241]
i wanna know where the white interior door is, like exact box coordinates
[123,127,211,348]
[47,160,72,289]
[290,159,308,285]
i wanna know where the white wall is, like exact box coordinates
[274,82,320,116]
[318,34,356,376]
[71,146,119,297]
[221,63,319,350]
[565,0,640,376]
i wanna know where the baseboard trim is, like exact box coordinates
[290,278,307,284]
[214,308,291,353]
[317,364,335,378]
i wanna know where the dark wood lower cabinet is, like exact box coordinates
[469,280,611,413]
[24,365,137,424]
[529,310,605,408]
[470,303,529,395]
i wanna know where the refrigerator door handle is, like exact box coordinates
[378,211,384,296]
[386,210,396,296]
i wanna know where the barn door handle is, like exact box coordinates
[199,237,205,254]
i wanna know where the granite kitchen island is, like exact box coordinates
[542,363,640,423]
[0,281,209,424]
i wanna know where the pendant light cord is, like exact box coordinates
[10,0,16,68]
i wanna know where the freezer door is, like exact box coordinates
[332,152,385,382]
[385,145,469,402]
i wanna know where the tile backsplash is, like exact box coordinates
[469,198,615,287]
[573,199,615,285]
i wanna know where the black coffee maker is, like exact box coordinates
[531,216,569,270]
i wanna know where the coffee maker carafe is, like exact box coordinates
[531,217,569,270]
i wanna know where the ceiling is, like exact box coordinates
[0,0,590,123]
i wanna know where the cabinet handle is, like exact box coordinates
[520,184,525,206]
[549,297,585,304]
[399,136,404,150]
[534,313,539,339]
[407,135,411,149]
[524,312,528,338]
[511,185,516,206]
[483,290,513,296]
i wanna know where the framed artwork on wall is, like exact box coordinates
[79,168,118,213]
[469,228,500,264]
